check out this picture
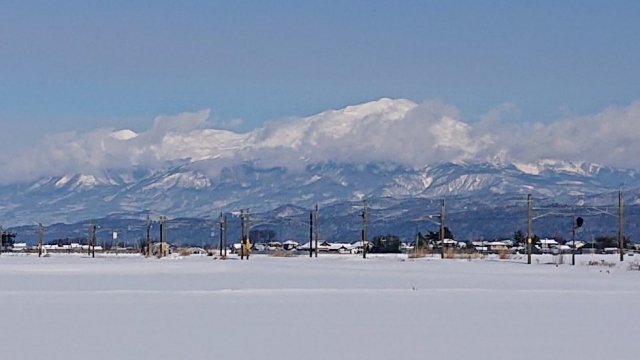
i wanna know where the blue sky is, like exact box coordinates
[1,0,640,151]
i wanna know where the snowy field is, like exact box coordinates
[1,253,639,360]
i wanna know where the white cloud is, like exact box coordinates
[2,99,640,184]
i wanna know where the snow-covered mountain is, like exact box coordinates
[1,98,639,226]
[0,159,638,226]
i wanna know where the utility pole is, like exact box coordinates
[91,224,96,258]
[240,209,245,260]
[38,223,43,258]
[527,194,532,265]
[223,215,228,258]
[619,189,624,262]
[571,216,584,266]
[159,216,166,258]
[245,208,250,260]
[314,204,319,258]
[145,214,151,257]
[571,216,576,266]
[362,200,368,259]
[87,222,92,256]
[309,211,314,258]
[440,199,445,259]
[218,212,224,258]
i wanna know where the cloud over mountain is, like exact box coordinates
[2,98,640,184]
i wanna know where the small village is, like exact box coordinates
[3,227,638,259]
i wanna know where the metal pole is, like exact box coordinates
[159,216,165,258]
[87,223,92,256]
[246,208,250,260]
[219,212,223,258]
[223,215,228,258]
[527,194,532,265]
[314,204,319,258]
[440,199,445,259]
[92,225,96,258]
[363,200,368,259]
[309,211,313,258]
[145,214,151,257]
[571,216,576,266]
[38,223,43,258]
[619,189,624,262]
[240,209,245,260]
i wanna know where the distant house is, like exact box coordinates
[488,241,508,252]
[350,241,370,253]
[12,242,27,252]
[604,247,619,254]
[183,247,207,255]
[442,238,458,248]
[264,241,282,251]
[537,238,558,252]
[282,240,299,251]
[299,241,331,252]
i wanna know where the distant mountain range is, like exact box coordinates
[0,159,638,228]
[1,98,639,242]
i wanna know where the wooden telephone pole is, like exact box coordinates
[619,189,624,262]
[240,209,245,260]
[309,211,314,258]
[218,212,224,258]
[440,199,445,259]
[145,214,151,257]
[314,204,319,258]
[38,223,43,258]
[223,215,228,258]
[245,208,250,260]
[159,216,166,258]
[362,200,368,259]
[527,194,532,265]
[239,209,250,260]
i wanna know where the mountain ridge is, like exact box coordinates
[0,159,637,227]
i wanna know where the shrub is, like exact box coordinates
[586,260,616,268]
[443,248,456,259]
[269,249,297,257]
[408,247,427,259]
[498,249,511,260]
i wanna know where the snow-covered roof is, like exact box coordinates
[538,239,558,245]
[351,241,369,247]
[489,241,507,246]
[328,243,352,250]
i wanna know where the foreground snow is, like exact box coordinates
[1,254,639,360]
